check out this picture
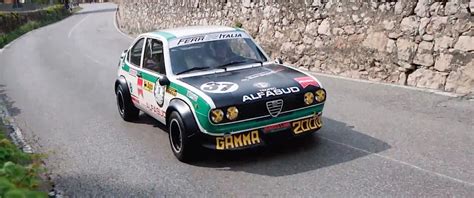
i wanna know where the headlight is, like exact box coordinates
[315,89,326,102]
[211,109,224,123]
[304,92,314,105]
[226,106,239,120]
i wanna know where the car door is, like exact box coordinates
[139,37,169,123]
[124,37,145,107]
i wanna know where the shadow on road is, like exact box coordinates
[133,113,168,131]
[188,117,391,177]
[52,173,156,197]
[132,114,391,177]
[0,84,21,117]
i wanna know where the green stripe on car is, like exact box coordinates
[153,31,177,41]
[199,104,324,134]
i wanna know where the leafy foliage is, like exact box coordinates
[0,4,70,48]
[0,129,47,197]
[233,21,243,28]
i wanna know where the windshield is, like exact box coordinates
[170,38,268,75]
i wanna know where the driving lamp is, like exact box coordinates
[226,106,239,120]
[315,89,326,102]
[211,109,224,123]
[304,92,315,105]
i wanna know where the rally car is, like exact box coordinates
[115,26,326,162]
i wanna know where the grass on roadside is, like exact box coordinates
[0,5,73,48]
[71,6,83,13]
[0,127,47,197]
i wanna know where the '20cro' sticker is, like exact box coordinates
[200,82,239,93]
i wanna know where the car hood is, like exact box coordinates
[178,64,322,107]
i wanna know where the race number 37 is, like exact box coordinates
[200,82,239,93]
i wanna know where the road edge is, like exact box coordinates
[113,7,134,40]
[0,98,33,153]
[301,68,473,99]
[0,29,36,54]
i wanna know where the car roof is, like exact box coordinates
[148,26,241,40]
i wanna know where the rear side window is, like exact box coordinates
[129,38,144,66]
[143,38,166,74]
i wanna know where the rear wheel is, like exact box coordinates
[116,84,139,121]
[168,111,195,162]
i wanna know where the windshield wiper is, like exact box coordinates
[176,66,210,75]
[217,59,263,70]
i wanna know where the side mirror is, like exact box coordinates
[275,58,283,64]
[158,76,170,86]
[120,49,128,59]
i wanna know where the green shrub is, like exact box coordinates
[233,21,243,28]
[0,129,47,197]
[0,4,71,48]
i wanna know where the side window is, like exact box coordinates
[129,38,145,66]
[143,38,166,75]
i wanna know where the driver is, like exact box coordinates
[209,40,238,64]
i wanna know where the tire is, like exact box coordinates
[116,84,139,121]
[168,111,195,162]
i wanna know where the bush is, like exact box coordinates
[233,21,243,28]
[0,129,47,197]
[0,4,71,48]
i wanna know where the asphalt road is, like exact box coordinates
[0,3,473,197]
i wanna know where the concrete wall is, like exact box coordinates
[117,0,474,95]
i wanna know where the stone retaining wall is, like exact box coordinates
[117,0,474,94]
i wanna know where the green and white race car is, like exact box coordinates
[115,26,326,162]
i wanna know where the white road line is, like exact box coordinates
[67,15,89,38]
[84,53,103,65]
[305,70,466,98]
[319,136,474,187]
[113,8,133,40]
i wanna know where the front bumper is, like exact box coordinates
[196,113,323,150]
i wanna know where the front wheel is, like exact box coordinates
[116,84,139,121]
[168,111,195,162]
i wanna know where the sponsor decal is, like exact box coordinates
[200,82,239,93]
[145,103,165,117]
[170,32,250,47]
[294,76,319,89]
[241,68,284,81]
[166,87,177,96]
[218,33,242,39]
[129,68,137,77]
[177,36,205,45]
[154,82,165,107]
[137,77,144,97]
[242,87,300,102]
[143,81,154,92]
[254,82,270,89]
[263,122,291,133]
[128,82,133,93]
[216,130,261,150]
[186,91,198,102]
[292,114,322,135]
